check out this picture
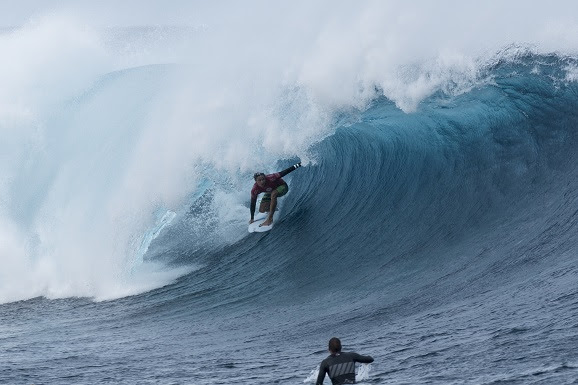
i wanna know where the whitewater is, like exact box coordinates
[1,1,578,384]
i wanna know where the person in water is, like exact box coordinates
[249,162,301,226]
[316,337,374,385]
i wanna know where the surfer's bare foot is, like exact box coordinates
[261,218,273,226]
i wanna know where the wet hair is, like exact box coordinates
[328,337,342,353]
[253,172,265,180]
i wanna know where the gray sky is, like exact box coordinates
[0,0,208,27]
[2,0,577,58]
[3,0,578,31]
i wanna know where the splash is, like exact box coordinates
[1,2,578,303]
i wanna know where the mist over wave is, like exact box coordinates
[1,2,578,304]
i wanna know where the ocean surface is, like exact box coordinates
[1,4,578,384]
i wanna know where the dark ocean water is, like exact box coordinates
[2,52,578,384]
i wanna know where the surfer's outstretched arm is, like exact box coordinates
[278,162,301,178]
[249,196,257,223]
[315,362,328,385]
[352,352,374,364]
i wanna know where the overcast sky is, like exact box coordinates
[2,0,578,58]
[0,0,208,27]
[4,0,578,29]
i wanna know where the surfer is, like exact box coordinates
[249,162,301,227]
[315,337,374,385]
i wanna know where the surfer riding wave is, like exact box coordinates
[249,163,301,227]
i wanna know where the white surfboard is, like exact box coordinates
[248,192,281,233]
[248,212,273,233]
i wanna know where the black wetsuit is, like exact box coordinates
[316,352,374,385]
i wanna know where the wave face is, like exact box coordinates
[166,52,578,326]
[3,51,578,385]
[2,4,578,384]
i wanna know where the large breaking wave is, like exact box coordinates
[1,3,578,305]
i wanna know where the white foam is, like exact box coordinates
[1,2,578,303]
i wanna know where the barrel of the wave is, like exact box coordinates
[248,162,302,232]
